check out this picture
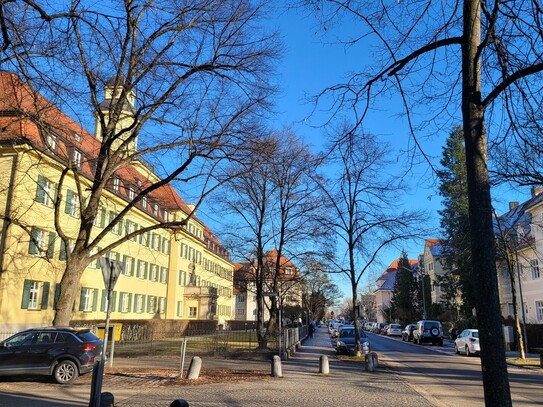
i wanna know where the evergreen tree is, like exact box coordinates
[390,251,417,326]
[437,126,476,319]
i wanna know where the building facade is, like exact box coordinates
[496,190,543,324]
[0,72,234,331]
[233,249,302,323]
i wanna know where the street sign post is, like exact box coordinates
[89,258,122,407]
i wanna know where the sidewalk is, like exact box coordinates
[111,327,438,406]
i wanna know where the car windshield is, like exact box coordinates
[391,324,401,329]
[425,322,440,329]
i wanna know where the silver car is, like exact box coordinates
[454,329,480,356]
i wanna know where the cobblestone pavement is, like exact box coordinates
[113,328,439,407]
[0,327,441,407]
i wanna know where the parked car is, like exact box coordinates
[0,327,103,384]
[401,324,417,342]
[386,324,402,336]
[454,329,480,356]
[412,320,444,346]
[335,326,371,355]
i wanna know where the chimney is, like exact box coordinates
[531,186,543,197]
[509,202,519,211]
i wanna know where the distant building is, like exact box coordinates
[233,249,302,322]
[421,239,447,304]
[495,189,543,324]
[374,258,418,323]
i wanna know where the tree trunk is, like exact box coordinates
[462,1,512,405]
[53,256,87,326]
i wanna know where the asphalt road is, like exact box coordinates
[367,331,543,407]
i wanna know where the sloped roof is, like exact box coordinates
[0,71,229,257]
[375,258,418,292]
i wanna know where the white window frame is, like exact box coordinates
[536,301,543,322]
[142,196,148,209]
[31,229,47,256]
[47,133,57,150]
[136,260,145,279]
[153,203,159,216]
[113,177,120,192]
[72,149,82,168]
[82,288,92,312]
[531,259,540,279]
[28,281,41,310]
[128,186,135,200]
[135,294,143,313]
[120,292,129,313]
[188,306,197,318]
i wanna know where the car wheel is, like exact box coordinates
[465,346,471,357]
[53,360,79,385]
[455,344,460,354]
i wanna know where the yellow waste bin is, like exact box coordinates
[96,323,122,341]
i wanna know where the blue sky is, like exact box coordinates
[258,5,531,299]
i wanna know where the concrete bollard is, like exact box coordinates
[169,400,190,407]
[319,355,329,374]
[100,392,114,407]
[187,356,202,380]
[365,352,375,372]
[271,354,282,377]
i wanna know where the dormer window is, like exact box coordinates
[113,177,120,192]
[72,149,82,168]
[74,133,81,142]
[153,203,159,216]
[285,267,293,275]
[128,185,135,200]
[142,196,147,209]
[46,134,56,150]
[163,209,169,222]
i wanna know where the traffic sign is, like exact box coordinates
[99,257,122,291]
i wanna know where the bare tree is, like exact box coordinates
[0,0,278,326]
[217,129,324,347]
[316,124,428,355]
[296,0,543,403]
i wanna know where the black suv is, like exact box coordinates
[412,320,444,346]
[0,327,102,384]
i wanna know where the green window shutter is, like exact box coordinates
[117,218,123,235]
[143,262,148,279]
[47,232,55,258]
[147,296,151,313]
[132,223,139,242]
[65,189,74,214]
[111,291,117,312]
[79,288,86,311]
[141,295,146,313]
[128,293,132,312]
[41,282,50,310]
[100,208,106,228]
[28,227,39,254]
[116,252,121,262]
[35,175,46,203]
[96,247,102,268]
[92,288,98,311]
[54,284,61,308]
[122,255,128,274]
[100,289,107,312]
[130,257,135,276]
[59,240,67,261]
[21,279,32,309]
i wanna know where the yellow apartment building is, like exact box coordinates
[0,72,233,332]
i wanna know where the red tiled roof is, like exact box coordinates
[0,71,229,257]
